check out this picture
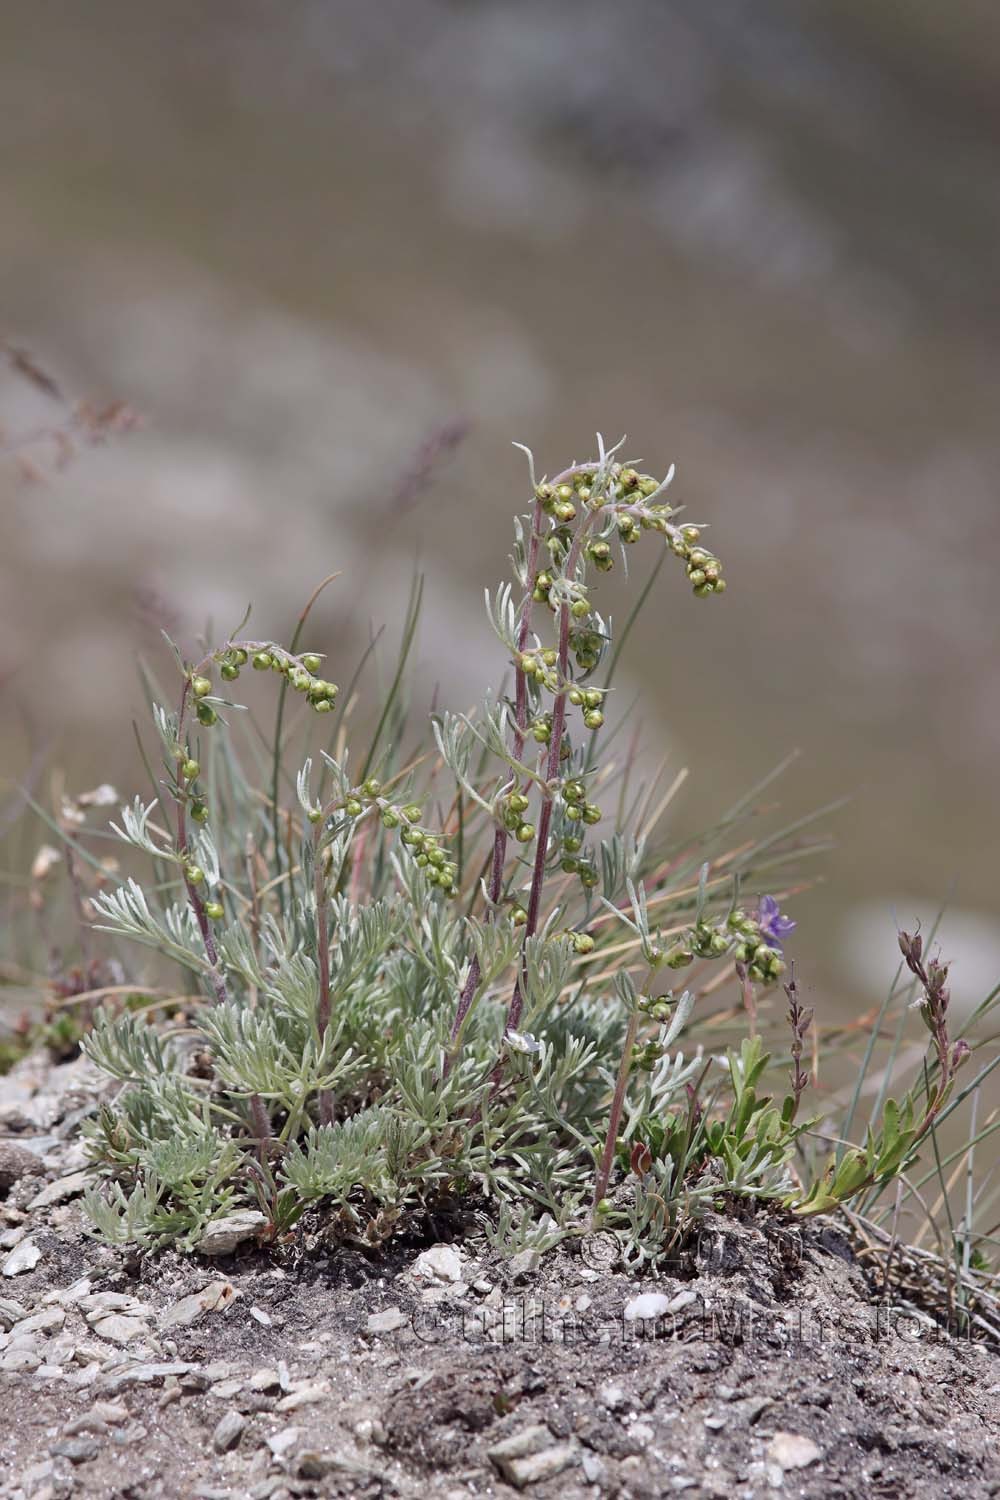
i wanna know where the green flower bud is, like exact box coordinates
[556,484,573,503]
[190,800,209,824]
[563,834,583,853]
[185,863,204,885]
[554,500,576,523]
[579,867,599,889]
[362,778,382,798]
[561,857,579,874]
[584,689,603,709]
[291,669,312,693]
[181,758,200,781]
[564,803,583,822]
[308,807,324,824]
[713,578,727,594]
[693,583,714,598]
[232,648,248,666]
[576,485,593,504]
[191,675,212,698]
[515,822,535,843]
[568,687,584,705]
[512,906,528,927]
[204,901,224,921]
[301,653,323,673]
[583,709,605,730]
[571,599,591,619]
[403,804,422,823]
[681,525,700,544]
[220,662,240,681]
[312,697,334,713]
[381,808,400,829]
[345,798,363,818]
[252,651,272,671]
[688,569,707,587]
[582,803,601,825]
[196,702,218,726]
[573,932,595,954]
[427,847,446,867]
[665,945,693,969]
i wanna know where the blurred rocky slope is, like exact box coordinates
[2,0,999,1014]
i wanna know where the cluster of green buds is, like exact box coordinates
[630,991,684,1069]
[535,461,725,601]
[244,646,340,712]
[726,907,787,984]
[323,781,458,895]
[669,527,726,598]
[498,788,536,846]
[561,778,601,826]
[568,684,605,731]
[569,624,605,675]
[657,907,787,984]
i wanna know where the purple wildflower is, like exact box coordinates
[757,895,796,950]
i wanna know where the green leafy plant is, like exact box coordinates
[42,435,988,1271]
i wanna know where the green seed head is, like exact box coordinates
[181,758,200,781]
[301,653,323,673]
[515,822,536,844]
[252,651,272,671]
[196,702,218,726]
[204,901,224,921]
[191,675,212,699]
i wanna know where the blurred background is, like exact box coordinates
[2,0,999,1029]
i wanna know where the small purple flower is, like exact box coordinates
[757,895,796,950]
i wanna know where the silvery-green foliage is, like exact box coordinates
[80,437,834,1260]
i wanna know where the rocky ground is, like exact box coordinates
[1,1050,999,1500]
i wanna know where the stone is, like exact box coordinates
[276,1381,329,1411]
[408,1244,464,1283]
[90,1313,151,1345]
[50,1436,100,1464]
[0,1141,45,1191]
[212,1410,247,1453]
[508,1249,540,1278]
[249,1368,281,1391]
[160,1280,235,1329]
[0,1295,28,1328]
[98,1360,194,1392]
[15,1306,65,1336]
[265,1426,302,1460]
[666,1289,698,1314]
[623,1291,672,1321]
[767,1431,823,1471]
[2,1238,41,1276]
[598,1383,627,1411]
[491,1443,578,1488]
[366,1307,407,1334]
[196,1211,269,1256]
[26,1170,91,1210]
